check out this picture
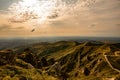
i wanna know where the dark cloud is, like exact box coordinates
[115,24,120,30]
[89,23,98,28]
[0,24,24,31]
[0,0,17,10]
[0,24,11,31]
[47,12,59,19]
[50,21,65,27]
[92,30,108,33]
[16,26,24,29]
[116,24,120,26]
[0,10,8,14]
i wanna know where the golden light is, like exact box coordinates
[8,0,59,23]
[8,0,96,25]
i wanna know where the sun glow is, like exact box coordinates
[8,0,97,26]
[9,0,59,23]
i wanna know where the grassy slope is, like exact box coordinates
[0,41,120,80]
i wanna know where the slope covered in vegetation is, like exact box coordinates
[0,41,120,80]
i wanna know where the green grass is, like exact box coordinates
[0,41,120,80]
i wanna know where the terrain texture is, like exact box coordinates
[0,41,120,80]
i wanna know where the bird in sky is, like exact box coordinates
[31,28,35,32]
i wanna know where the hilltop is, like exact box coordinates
[0,41,120,80]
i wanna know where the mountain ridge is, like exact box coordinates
[0,41,120,80]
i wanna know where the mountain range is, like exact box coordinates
[0,41,120,80]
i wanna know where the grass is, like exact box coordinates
[0,41,120,80]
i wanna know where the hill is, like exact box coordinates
[0,41,120,80]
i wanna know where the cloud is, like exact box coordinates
[49,20,66,27]
[0,24,11,31]
[0,10,8,14]
[0,24,25,32]
[16,26,24,29]
[115,24,120,30]
[7,0,98,24]
[0,0,120,37]
[116,24,120,27]
[88,23,98,28]
[78,0,120,22]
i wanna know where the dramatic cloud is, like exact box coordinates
[8,0,97,24]
[0,0,120,37]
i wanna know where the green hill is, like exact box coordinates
[0,41,120,80]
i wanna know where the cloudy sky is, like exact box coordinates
[0,0,120,38]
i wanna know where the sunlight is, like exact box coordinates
[8,0,61,23]
[8,0,97,27]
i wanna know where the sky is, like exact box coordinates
[0,0,120,38]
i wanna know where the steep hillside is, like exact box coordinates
[0,41,120,80]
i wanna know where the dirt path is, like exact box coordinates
[104,55,120,73]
